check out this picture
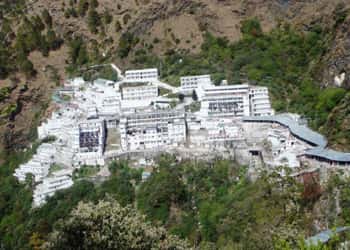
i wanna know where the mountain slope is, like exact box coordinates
[1,0,350,156]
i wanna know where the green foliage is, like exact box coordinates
[123,13,131,25]
[0,43,12,79]
[240,17,263,37]
[115,20,122,32]
[77,0,89,17]
[73,165,100,179]
[68,37,89,66]
[18,56,36,77]
[0,158,141,249]
[0,11,62,77]
[89,0,99,8]
[44,198,190,249]
[117,32,139,58]
[87,8,100,33]
[136,158,310,249]
[46,29,63,50]
[315,88,346,126]
[0,87,12,102]
[102,9,113,24]
[133,19,345,137]
[41,9,52,28]
[137,158,187,223]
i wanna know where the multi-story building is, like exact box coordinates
[249,86,274,116]
[121,82,158,101]
[72,119,106,165]
[180,74,212,94]
[33,169,74,206]
[199,84,251,117]
[14,143,56,182]
[124,68,159,82]
[119,109,186,151]
[198,84,274,118]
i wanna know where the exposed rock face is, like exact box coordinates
[321,18,350,89]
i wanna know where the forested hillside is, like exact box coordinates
[1,152,350,249]
[1,0,350,155]
[1,1,350,249]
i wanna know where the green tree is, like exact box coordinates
[102,10,112,25]
[44,198,190,250]
[137,163,187,223]
[89,0,98,8]
[87,8,100,33]
[41,9,52,28]
[46,29,62,50]
[68,37,89,65]
[115,20,122,32]
[77,0,89,17]
[241,18,263,37]
[117,32,139,58]
[18,56,35,77]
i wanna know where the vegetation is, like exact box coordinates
[73,165,100,179]
[129,19,348,142]
[44,198,189,249]
[2,147,350,249]
[0,8,63,79]
[0,156,141,249]
[117,32,140,58]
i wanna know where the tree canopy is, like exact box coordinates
[44,198,190,250]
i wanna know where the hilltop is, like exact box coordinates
[1,0,350,157]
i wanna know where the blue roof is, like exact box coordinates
[243,114,327,147]
[305,227,350,246]
[305,147,350,163]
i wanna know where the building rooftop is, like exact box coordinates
[305,227,350,246]
[94,78,114,86]
[243,114,327,147]
[121,82,153,88]
[305,147,350,163]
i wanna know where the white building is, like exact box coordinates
[124,68,159,82]
[37,108,81,140]
[187,117,244,149]
[65,77,85,89]
[119,109,186,151]
[33,169,74,207]
[199,84,251,117]
[72,119,106,166]
[180,74,212,94]
[14,143,56,182]
[198,84,274,118]
[249,86,274,116]
[121,82,158,101]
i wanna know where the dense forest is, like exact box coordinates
[1,145,350,249]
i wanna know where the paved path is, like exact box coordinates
[153,80,179,93]
[110,63,125,80]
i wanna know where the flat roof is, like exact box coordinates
[121,82,153,88]
[180,74,211,79]
[243,114,327,147]
[125,68,158,73]
[305,147,350,163]
[94,78,114,85]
